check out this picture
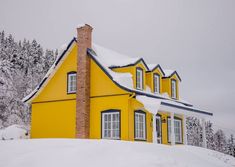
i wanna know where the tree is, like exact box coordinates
[206,121,215,150]
[214,129,227,154]
[0,31,56,127]
[186,116,203,147]
[227,134,235,157]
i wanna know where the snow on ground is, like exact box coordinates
[0,124,29,140]
[0,139,234,167]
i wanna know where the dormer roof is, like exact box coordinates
[162,69,182,81]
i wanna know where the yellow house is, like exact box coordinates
[23,24,212,146]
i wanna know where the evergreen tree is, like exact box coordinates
[186,116,203,146]
[227,134,235,157]
[0,31,56,127]
[206,121,215,150]
[214,129,227,154]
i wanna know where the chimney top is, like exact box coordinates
[77,23,93,30]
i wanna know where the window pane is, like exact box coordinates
[135,112,146,140]
[102,112,120,139]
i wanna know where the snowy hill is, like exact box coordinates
[0,139,234,167]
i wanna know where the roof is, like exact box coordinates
[162,69,182,81]
[22,38,212,116]
[147,64,165,76]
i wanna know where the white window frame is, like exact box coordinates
[171,79,177,98]
[67,72,77,93]
[168,118,182,143]
[102,111,120,139]
[136,68,143,90]
[135,111,146,140]
[154,74,160,93]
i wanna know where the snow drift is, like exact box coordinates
[0,139,234,167]
[0,124,29,140]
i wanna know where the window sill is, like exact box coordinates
[134,138,147,142]
[67,91,76,94]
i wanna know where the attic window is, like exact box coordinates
[171,79,177,99]
[136,68,143,90]
[67,72,77,94]
[153,73,160,93]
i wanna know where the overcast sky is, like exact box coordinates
[1,0,235,135]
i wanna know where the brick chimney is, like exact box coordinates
[76,24,93,138]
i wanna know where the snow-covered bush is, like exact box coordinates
[0,124,29,140]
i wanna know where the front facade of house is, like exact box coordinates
[24,24,212,145]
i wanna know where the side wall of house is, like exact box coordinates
[31,44,77,138]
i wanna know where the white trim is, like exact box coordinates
[154,74,160,93]
[136,68,143,90]
[102,112,120,139]
[171,80,177,99]
[67,73,77,93]
[156,115,162,144]
[135,112,146,140]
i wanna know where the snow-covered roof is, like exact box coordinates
[22,38,212,116]
[162,69,182,81]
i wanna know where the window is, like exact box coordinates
[154,73,160,93]
[171,79,177,98]
[168,118,182,143]
[102,111,120,139]
[67,72,77,93]
[135,111,146,140]
[136,68,143,90]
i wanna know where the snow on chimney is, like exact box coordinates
[76,24,93,138]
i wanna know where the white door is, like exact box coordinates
[156,115,162,144]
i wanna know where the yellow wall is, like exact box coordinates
[146,68,163,94]
[31,100,76,138]
[112,61,147,91]
[90,58,152,142]
[162,74,179,99]
[31,42,77,138]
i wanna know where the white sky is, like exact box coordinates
[1,0,235,135]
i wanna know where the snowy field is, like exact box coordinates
[0,139,235,167]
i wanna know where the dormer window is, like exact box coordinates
[136,68,143,90]
[153,73,160,93]
[67,72,77,94]
[171,79,177,99]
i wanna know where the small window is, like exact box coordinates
[153,73,160,93]
[171,79,177,98]
[136,68,143,90]
[135,111,146,140]
[168,118,182,143]
[67,72,77,94]
[102,111,120,139]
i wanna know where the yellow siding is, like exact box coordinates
[162,74,179,99]
[31,43,77,138]
[112,62,147,90]
[34,43,78,102]
[31,100,76,138]
[147,68,163,93]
